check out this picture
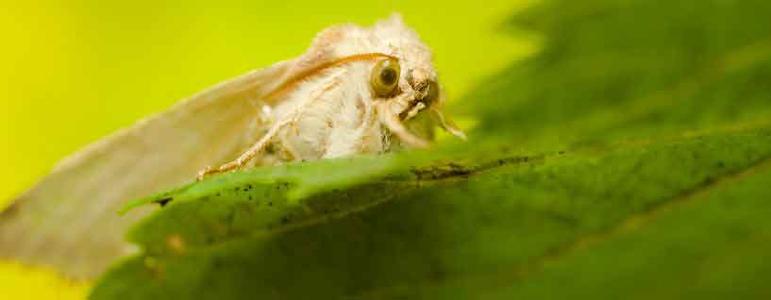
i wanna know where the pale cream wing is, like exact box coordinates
[0,60,293,279]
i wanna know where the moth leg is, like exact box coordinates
[430,107,467,140]
[198,73,344,179]
[197,117,293,179]
[198,71,344,180]
[375,101,429,148]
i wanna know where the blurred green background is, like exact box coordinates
[0,0,534,298]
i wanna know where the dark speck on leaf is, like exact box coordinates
[156,197,173,207]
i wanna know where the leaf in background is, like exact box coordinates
[92,0,771,299]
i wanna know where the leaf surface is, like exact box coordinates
[92,0,771,298]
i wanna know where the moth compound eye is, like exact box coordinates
[370,58,401,97]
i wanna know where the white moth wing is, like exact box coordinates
[0,60,294,279]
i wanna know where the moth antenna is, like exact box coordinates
[376,101,430,148]
[430,107,467,140]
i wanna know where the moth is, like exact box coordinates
[0,15,463,279]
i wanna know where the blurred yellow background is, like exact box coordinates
[0,0,533,298]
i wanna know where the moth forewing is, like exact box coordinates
[0,59,296,279]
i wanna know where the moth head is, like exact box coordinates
[361,15,464,146]
[269,14,464,147]
[296,14,440,115]
[368,15,441,118]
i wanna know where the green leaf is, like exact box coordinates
[92,0,771,299]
